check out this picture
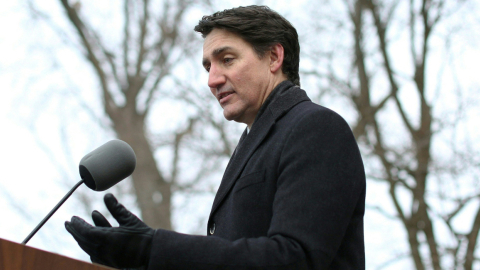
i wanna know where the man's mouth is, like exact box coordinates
[218,91,234,102]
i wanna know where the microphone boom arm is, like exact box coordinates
[22,179,85,245]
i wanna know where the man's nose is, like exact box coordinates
[208,65,225,89]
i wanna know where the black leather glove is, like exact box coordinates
[65,193,154,269]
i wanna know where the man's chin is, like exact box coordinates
[223,108,241,122]
[223,109,252,126]
[223,111,236,122]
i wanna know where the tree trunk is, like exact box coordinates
[111,107,172,230]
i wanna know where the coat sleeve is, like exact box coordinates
[147,108,366,270]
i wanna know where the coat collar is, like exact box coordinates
[209,81,311,216]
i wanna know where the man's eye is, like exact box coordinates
[223,58,233,64]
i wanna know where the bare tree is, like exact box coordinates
[20,0,480,266]
[29,0,239,231]
[304,0,480,269]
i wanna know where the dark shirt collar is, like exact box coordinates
[251,80,295,130]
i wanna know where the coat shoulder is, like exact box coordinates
[278,100,353,136]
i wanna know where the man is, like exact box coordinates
[65,5,366,269]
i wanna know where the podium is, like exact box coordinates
[0,238,115,270]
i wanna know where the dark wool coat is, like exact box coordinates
[148,80,366,269]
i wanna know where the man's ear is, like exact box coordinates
[269,43,285,74]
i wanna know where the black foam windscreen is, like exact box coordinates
[79,139,136,191]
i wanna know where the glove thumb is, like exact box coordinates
[92,210,112,227]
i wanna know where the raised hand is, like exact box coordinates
[65,193,154,269]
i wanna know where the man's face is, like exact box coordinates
[202,29,278,127]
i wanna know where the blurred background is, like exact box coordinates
[0,0,479,269]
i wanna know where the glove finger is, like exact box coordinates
[92,210,112,227]
[66,216,94,235]
[104,193,143,227]
[65,219,99,257]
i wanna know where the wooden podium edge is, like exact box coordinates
[0,238,116,270]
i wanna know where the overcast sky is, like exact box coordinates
[1,0,479,269]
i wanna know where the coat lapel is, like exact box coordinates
[210,82,311,216]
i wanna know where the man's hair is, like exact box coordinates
[194,5,300,86]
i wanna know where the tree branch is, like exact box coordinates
[464,202,480,270]
[365,0,417,136]
[122,0,131,85]
[59,0,117,116]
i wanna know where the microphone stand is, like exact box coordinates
[22,179,85,245]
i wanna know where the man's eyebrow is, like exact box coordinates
[202,46,233,67]
[212,46,232,57]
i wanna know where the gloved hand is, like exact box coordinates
[65,193,154,269]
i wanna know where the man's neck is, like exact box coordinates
[247,80,294,130]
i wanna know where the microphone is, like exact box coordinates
[79,139,136,191]
[21,139,136,245]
